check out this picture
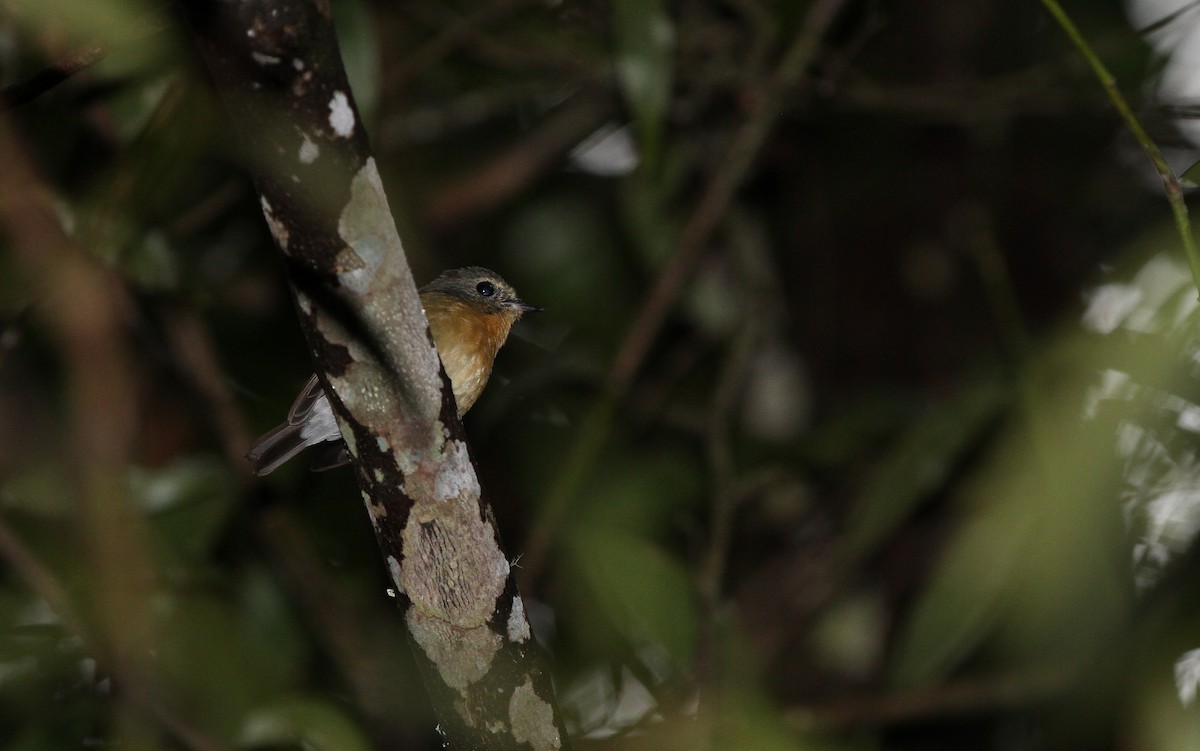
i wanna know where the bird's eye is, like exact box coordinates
[476,281,496,297]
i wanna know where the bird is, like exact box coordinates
[247,266,541,475]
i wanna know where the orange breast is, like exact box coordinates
[424,295,513,414]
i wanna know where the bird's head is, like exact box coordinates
[421,266,541,320]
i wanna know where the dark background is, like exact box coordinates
[1,0,1198,749]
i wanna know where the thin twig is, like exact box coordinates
[0,44,108,112]
[0,113,231,751]
[160,305,255,471]
[697,250,775,611]
[835,68,1079,123]
[698,321,758,603]
[720,0,778,86]
[423,92,615,227]
[955,203,1031,364]
[609,0,850,391]
[165,180,245,240]
[787,667,1072,732]
[523,0,851,589]
[1038,0,1200,299]
[0,6,171,113]
[0,517,85,635]
[384,0,561,95]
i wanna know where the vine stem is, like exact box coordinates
[1038,0,1200,298]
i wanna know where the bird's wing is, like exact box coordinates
[286,374,326,425]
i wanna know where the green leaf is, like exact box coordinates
[888,338,1134,688]
[886,482,1031,687]
[573,446,700,536]
[842,375,1012,563]
[612,0,675,167]
[570,528,698,667]
[134,582,308,736]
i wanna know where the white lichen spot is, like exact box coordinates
[387,555,404,592]
[328,90,355,138]
[434,440,481,502]
[259,196,288,250]
[509,679,561,751]
[251,51,280,66]
[394,446,420,481]
[376,435,391,452]
[292,58,305,71]
[298,134,319,165]
[386,588,396,598]
[495,553,512,581]
[373,468,384,483]
[507,595,531,643]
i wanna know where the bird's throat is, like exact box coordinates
[426,297,514,414]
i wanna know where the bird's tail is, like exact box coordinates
[246,422,310,476]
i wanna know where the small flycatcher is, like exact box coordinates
[247,266,540,475]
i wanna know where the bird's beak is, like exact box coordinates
[509,300,543,313]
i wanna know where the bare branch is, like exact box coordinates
[183,2,566,748]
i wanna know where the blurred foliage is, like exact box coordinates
[5,0,1200,750]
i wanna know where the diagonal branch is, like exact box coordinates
[183,2,566,749]
[521,0,850,588]
[0,7,170,112]
[1037,0,1200,300]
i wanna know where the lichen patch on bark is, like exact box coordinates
[336,158,390,294]
[433,439,480,503]
[407,608,501,693]
[298,133,319,163]
[332,362,403,434]
[510,679,561,751]
[333,158,443,423]
[387,555,404,594]
[507,595,531,643]
[400,502,508,628]
[328,90,355,137]
[259,196,288,249]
